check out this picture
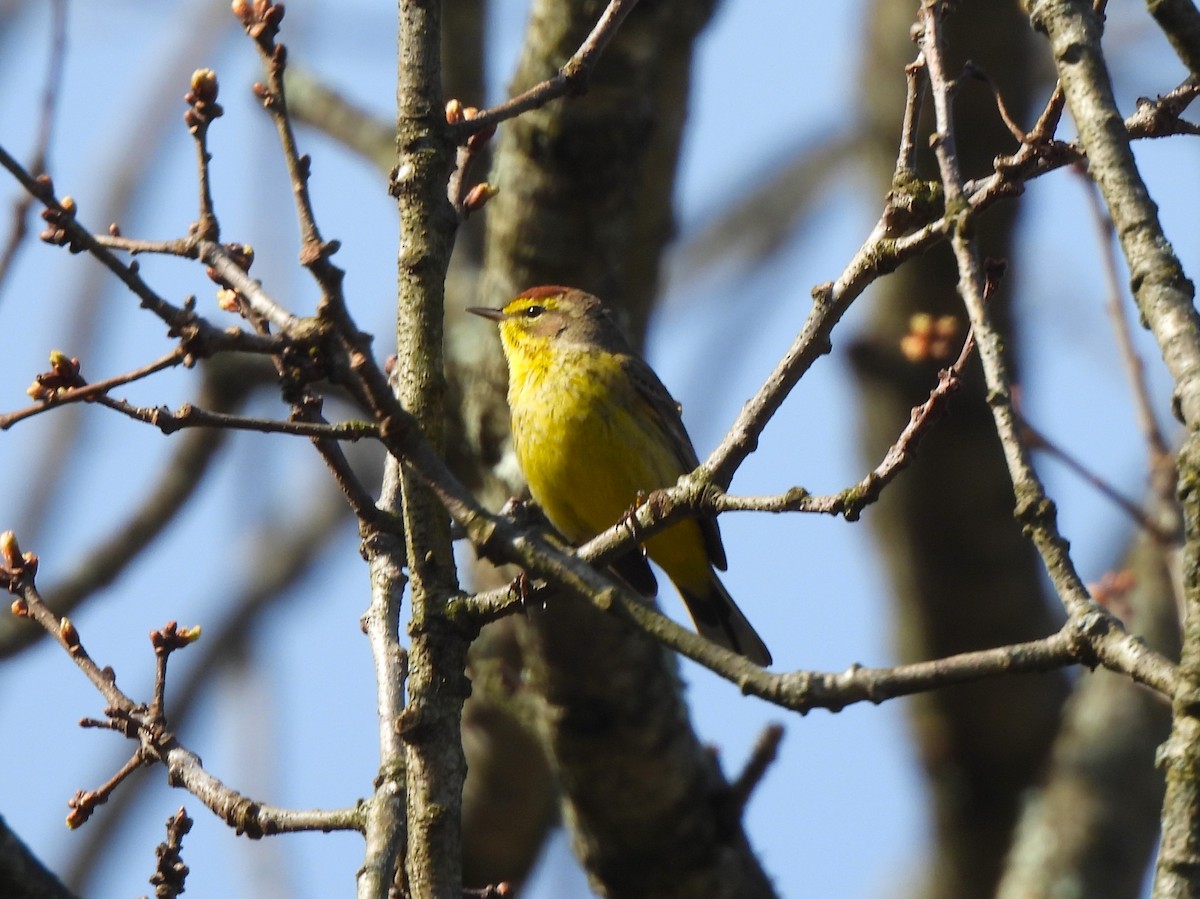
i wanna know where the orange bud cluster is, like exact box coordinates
[39,194,84,252]
[900,313,960,363]
[232,0,285,49]
[26,350,86,402]
[447,97,497,150]
[151,620,202,657]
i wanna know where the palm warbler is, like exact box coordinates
[470,286,772,666]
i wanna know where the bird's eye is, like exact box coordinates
[524,305,544,319]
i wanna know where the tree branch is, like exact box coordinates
[1,537,360,838]
[450,0,641,138]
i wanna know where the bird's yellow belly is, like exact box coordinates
[510,369,711,589]
[513,378,653,541]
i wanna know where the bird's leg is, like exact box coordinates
[619,490,650,545]
[508,570,533,607]
[499,495,533,524]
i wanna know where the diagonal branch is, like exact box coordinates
[450,0,641,137]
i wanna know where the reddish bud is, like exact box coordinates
[462,182,498,215]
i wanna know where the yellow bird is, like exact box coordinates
[470,286,771,666]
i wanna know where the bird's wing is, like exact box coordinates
[619,354,729,571]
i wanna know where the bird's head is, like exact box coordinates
[468,286,628,359]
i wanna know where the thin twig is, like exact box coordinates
[0,142,286,358]
[0,0,66,296]
[719,328,976,519]
[729,724,785,812]
[1079,173,1172,464]
[94,234,195,256]
[464,578,1171,710]
[235,0,343,296]
[184,68,221,240]
[147,807,193,899]
[963,60,1030,143]
[2,548,361,837]
[1022,415,1174,543]
[895,58,926,174]
[64,488,352,886]
[197,239,304,333]
[450,0,641,137]
[290,397,383,523]
[284,67,396,174]
[90,395,378,441]
[0,349,187,430]
[0,361,256,659]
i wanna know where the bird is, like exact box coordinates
[469,286,772,666]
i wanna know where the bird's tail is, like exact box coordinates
[678,576,772,667]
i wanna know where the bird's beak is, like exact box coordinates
[467,306,505,322]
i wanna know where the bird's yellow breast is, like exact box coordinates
[505,341,681,544]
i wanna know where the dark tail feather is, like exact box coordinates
[610,548,659,596]
[679,577,772,667]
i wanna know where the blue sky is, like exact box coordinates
[0,2,1195,897]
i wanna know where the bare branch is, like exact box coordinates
[718,326,976,520]
[147,807,193,899]
[0,349,187,431]
[1,539,360,837]
[450,0,641,138]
